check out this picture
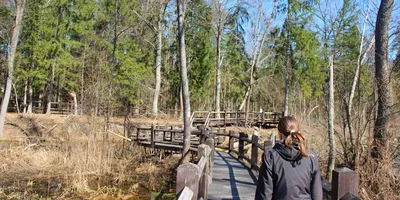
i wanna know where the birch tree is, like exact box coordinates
[0,0,25,137]
[327,56,335,180]
[177,0,191,163]
[238,0,276,125]
[152,1,169,116]
[211,0,231,117]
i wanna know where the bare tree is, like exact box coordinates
[177,0,191,163]
[283,0,292,117]
[372,0,394,158]
[152,1,169,116]
[132,0,168,116]
[327,56,335,180]
[211,0,230,118]
[152,7,164,116]
[238,0,276,126]
[0,0,26,137]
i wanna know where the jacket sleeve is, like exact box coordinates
[255,151,274,200]
[310,154,323,200]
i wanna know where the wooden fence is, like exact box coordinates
[131,125,360,200]
[190,110,283,127]
[221,130,360,200]
[176,138,215,200]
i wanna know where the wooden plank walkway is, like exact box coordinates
[208,151,257,200]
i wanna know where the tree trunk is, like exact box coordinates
[12,83,20,113]
[244,65,254,126]
[152,9,163,116]
[27,77,33,114]
[23,79,28,113]
[178,0,191,163]
[215,28,222,118]
[0,0,25,137]
[46,58,56,114]
[327,56,336,181]
[70,92,78,115]
[283,21,290,117]
[372,0,394,158]
[239,87,250,111]
[81,45,86,115]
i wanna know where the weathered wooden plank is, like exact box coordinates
[256,143,264,150]
[239,132,244,161]
[176,186,193,200]
[331,167,359,200]
[198,144,211,200]
[176,163,201,200]
[251,134,259,170]
[208,151,256,199]
[241,137,252,143]
[229,131,234,154]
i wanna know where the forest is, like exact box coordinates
[0,0,399,199]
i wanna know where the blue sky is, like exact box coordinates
[241,0,400,60]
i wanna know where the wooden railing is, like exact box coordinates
[219,130,360,200]
[130,125,215,200]
[130,123,360,200]
[176,138,215,200]
[190,110,283,127]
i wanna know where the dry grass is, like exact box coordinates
[0,114,180,199]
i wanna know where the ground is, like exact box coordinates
[0,113,398,199]
[0,113,181,199]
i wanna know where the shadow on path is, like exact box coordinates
[214,151,258,199]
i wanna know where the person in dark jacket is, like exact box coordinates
[255,116,323,200]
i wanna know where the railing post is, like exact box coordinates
[199,125,205,144]
[262,112,265,124]
[177,163,201,200]
[229,131,234,154]
[236,110,239,126]
[239,132,244,161]
[331,167,359,200]
[151,124,155,150]
[170,126,174,142]
[206,138,215,172]
[136,127,140,145]
[251,134,259,170]
[223,110,226,124]
[198,144,212,200]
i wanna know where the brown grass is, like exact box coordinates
[0,114,180,199]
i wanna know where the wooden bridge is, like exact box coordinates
[126,112,360,200]
[190,111,283,128]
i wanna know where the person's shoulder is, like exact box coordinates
[307,150,318,159]
[264,148,279,159]
[306,150,320,165]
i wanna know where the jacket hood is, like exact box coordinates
[273,142,303,166]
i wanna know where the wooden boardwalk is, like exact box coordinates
[208,151,257,200]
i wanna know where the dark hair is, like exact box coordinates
[278,116,309,157]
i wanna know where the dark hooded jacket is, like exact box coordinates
[255,142,323,200]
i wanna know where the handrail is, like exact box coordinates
[224,130,360,199]
[129,111,358,200]
[189,110,283,127]
[176,141,214,200]
[130,123,214,200]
